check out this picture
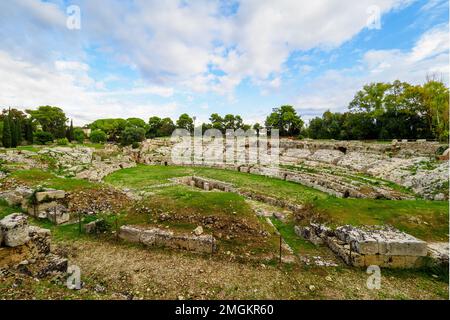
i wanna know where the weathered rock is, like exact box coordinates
[0,187,33,206]
[427,242,449,266]
[294,226,323,245]
[193,226,204,236]
[119,225,216,253]
[335,225,427,256]
[0,213,29,247]
[27,201,58,218]
[28,226,51,256]
[36,254,68,278]
[46,205,70,225]
[118,225,142,243]
[34,190,65,202]
[83,219,108,234]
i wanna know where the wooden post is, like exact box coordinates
[115,216,119,241]
[279,235,282,265]
[78,212,82,235]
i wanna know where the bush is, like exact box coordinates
[73,128,85,143]
[439,130,449,143]
[121,126,145,146]
[34,131,54,145]
[57,138,69,145]
[90,129,107,143]
[131,141,140,149]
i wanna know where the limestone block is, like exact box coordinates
[28,226,51,256]
[0,213,30,247]
[351,239,379,255]
[35,190,65,202]
[118,225,142,243]
[294,225,323,245]
[427,242,449,265]
[385,239,428,257]
[46,205,70,225]
[27,201,58,218]
[140,229,157,246]
[0,187,33,206]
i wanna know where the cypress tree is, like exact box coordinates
[16,119,22,146]
[10,116,17,148]
[25,119,33,143]
[67,119,74,141]
[2,117,11,148]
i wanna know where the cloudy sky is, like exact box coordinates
[0,0,448,126]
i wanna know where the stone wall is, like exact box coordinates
[295,223,431,268]
[134,138,447,200]
[0,213,67,276]
[22,189,69,225]
[119,225,216,254]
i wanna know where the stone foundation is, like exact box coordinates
[0,213,68,277]
[119,225,216,254]
[22,189,69,225]
[296,223,429,268]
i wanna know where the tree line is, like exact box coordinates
[305,79,449,141]
[0,79,448,148]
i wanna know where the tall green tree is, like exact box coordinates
[10,116,17,147]
[26,106,67,139]
[265,105,303,136]
[157,118,176,136]
[25,119,34,143]
[89,118,127,141]
[66,119,74,141]
[209,113,224,132]
[176,113,194,132]
[147,116,162,138]
[2,117,11,148]
[15,119,22,146]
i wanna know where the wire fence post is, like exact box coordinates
[279,234,282,265]
[78,212,82,235]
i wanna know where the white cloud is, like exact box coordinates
[74,0,410,94]
[296,24,449,120]
[0,50,179,125]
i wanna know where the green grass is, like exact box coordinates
[0,199,22,219]
[78,143,106,149]
[13,145,43,152]
[105,164,326,204]
[270,217,320,254]
[313,197,448,241]
[105,165,448,242]
[9,169,101,191]
[104,165,196,188]
[151,185,255,218]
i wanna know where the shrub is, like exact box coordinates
[131,141,140,149]
[439,130,449,143]
[90,129,107,143]
[73,128,85,143]
[121,126,145,146]
[34,131,54,145]
[57,138,69,145]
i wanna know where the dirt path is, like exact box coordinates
[38,239,447,300]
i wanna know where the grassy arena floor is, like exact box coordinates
[0,164,449,299]
[105,165,449,242]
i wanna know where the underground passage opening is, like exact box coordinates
[337,146,347,154]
